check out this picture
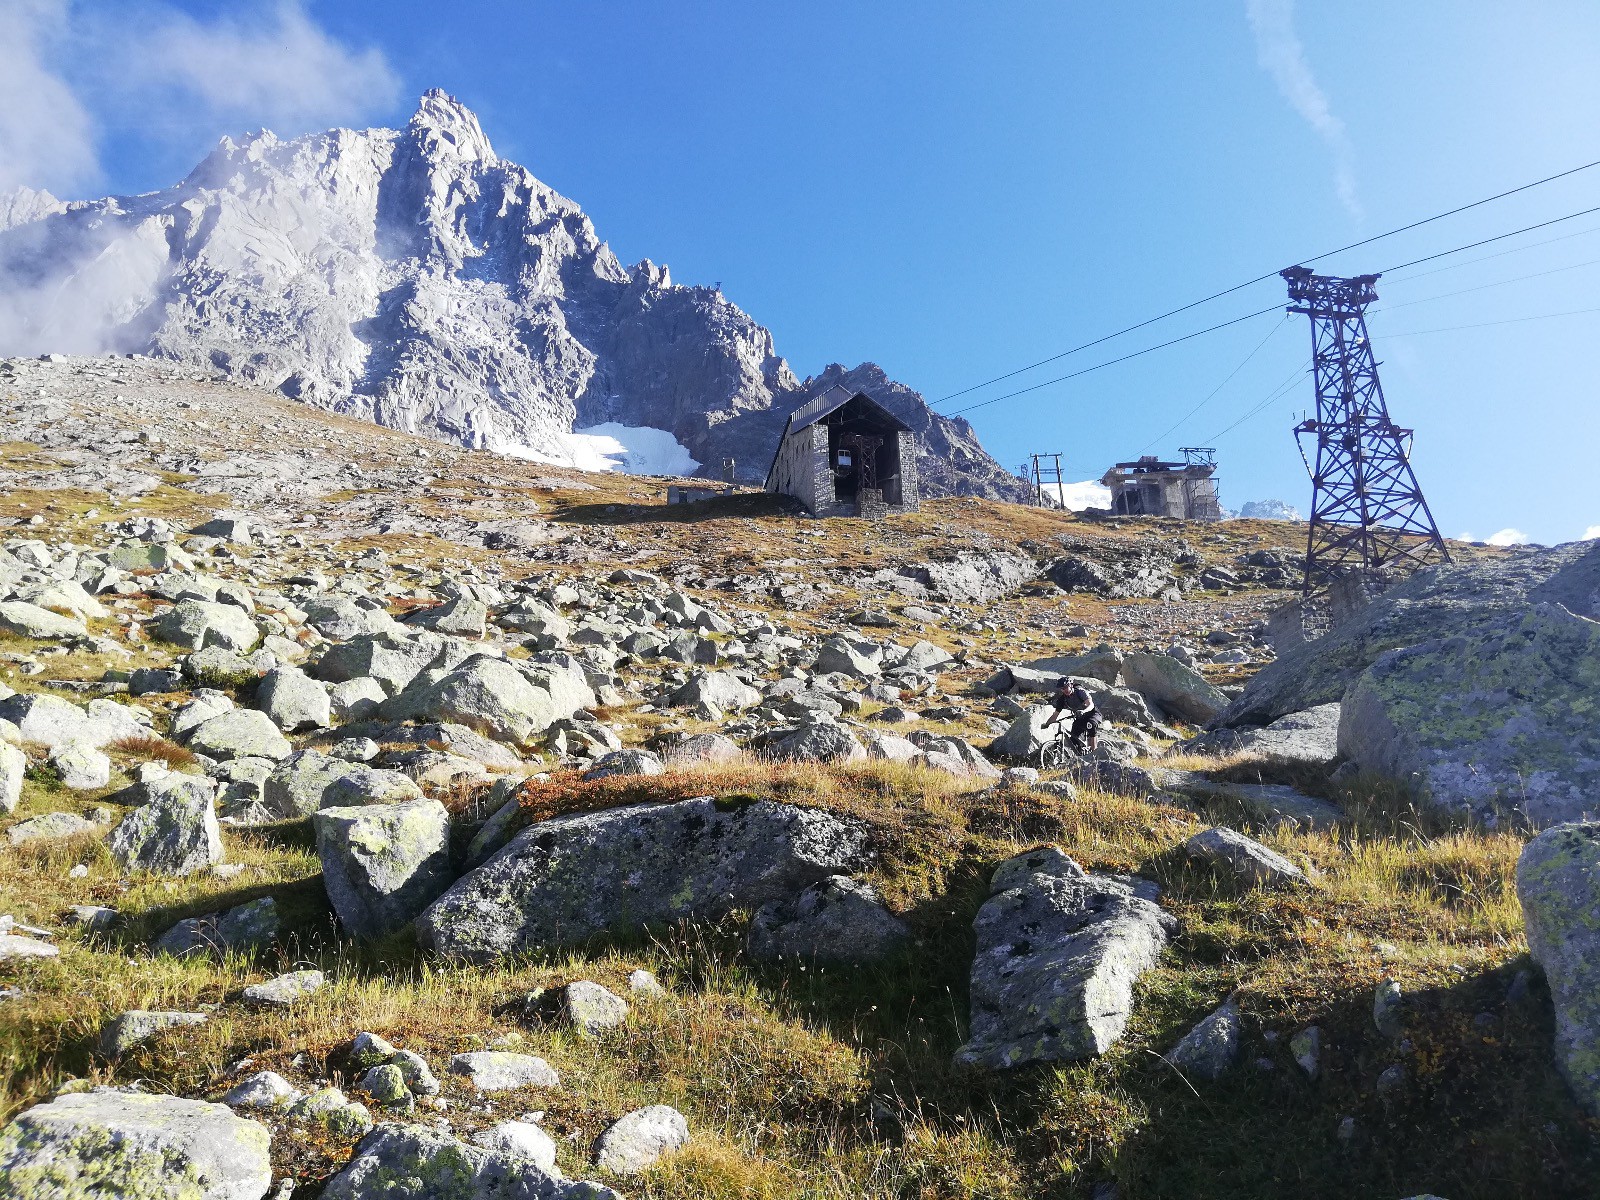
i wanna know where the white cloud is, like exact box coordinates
[1486,528,1530,546]
[0,1,96,194]
[1582,525,1600,541]
[0,1,399,198]
[1245,0,1361,219]
[111,2,400,134]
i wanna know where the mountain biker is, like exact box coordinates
[1042,677,1101,753]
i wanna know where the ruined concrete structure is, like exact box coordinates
[765,385,919,517]
[1102,456,1222,521]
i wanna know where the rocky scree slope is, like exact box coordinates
[0,90,1025,501]
[6,359,1578,1198]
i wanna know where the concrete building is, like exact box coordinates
[765,385,919,517]
[1101,455,1222,521]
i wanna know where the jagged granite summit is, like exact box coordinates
[0,90,1026,499]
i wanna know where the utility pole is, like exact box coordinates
[1281,266,1449,595]
[1028,452,1065,507]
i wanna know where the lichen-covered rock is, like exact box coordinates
[155,897,280,958]
[987,704,1058,760]
[0,932,59,959]
[181,709,292,762]
[108,775,224,876]
[560,981,629,1034]
[321,766,424,808]
[1517,822,1600,1114]
[0,1089,271,1200]
[262,750,353,818]
[419,796,870,961]
[315,798,454,940]
[1121,651,1229,726]
[955,846,1175,1070]
[324,1124,614,1200]
[254,666,331,732]
[1184,827,1306,888]
[311,630,446,694]
[1340,603,1600,828]
[1165,995,1242,1081]
[1223,539,1600,726]
[289,1087,372,1137]
[749,875,910,963]
[380,655,594,746]
[593,1105,690,1175]
[100,1010,209,1056]
[157,599,261,653]
[449,1051,560,1092]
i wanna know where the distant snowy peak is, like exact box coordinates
[0,91,1027,500]
[1238,499,1305,522]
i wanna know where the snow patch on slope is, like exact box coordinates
[495,423,700,476]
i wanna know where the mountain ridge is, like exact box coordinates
[0,90,1027,500]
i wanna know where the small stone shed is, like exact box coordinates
[764,385,919,517]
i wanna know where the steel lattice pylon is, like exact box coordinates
[1281,266,1450,595]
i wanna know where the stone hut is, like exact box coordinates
[765,385,919,517]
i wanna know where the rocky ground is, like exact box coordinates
[1,355,1596,1199]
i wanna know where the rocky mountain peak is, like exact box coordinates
[408,88,497,166]
[0,93,1027,500]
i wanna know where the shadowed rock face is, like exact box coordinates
[0,91,1026,501]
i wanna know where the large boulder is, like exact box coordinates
[0,1089,271,1200]
[322,1124,610,1200]
[1014,647,1124,687]
[749,875,910,963]
[156,599,260,652]
[954,846,1175,1071]
[1121,651,1228,725]
[0,692,150,749]
[263,750,354,818]
[900,551,1035,603]
[311,630,448,694]
[1339,603,1600,828]
[315,798,454,940]
[254,667,331,732]
[1185,703,1341,767]
[380,656,594,746]
[108,774,224,875]
[669,670,761,711]
[0,599,86,639]
[1517,822,1600,1114]
[1184,827,1306,888]
[419,796,871,962]
[769,721,866,764]
[181,709,292,762]
[815,636,882,679]
[988,704,1057,760]
[1220,540,1600,727]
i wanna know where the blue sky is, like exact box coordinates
[11,1,1600,543]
